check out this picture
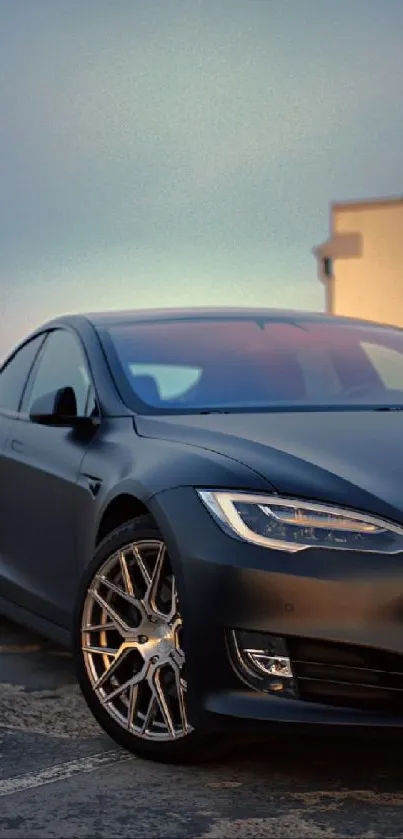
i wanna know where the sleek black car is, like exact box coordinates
[3,307,403,763]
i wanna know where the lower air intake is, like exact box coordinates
[287,637,403,711]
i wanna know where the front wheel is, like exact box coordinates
[73,516,218,763]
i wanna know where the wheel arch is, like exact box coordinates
[93,490,186,624]
[95,492,153,546]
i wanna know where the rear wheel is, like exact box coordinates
[73,516,218,763]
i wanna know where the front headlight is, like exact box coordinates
[197,491,403,554]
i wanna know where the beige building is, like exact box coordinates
[314,196,403,327]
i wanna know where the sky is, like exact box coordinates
[0,0,402,358]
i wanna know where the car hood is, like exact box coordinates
[135,410,403,524]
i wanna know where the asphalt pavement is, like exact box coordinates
[1,614,403,838]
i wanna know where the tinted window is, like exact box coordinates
[104,317,403,413]
[0,335,45,413]
[23,329,95,417]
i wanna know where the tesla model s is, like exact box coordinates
[2,307,403,763]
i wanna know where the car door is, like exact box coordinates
[0,326,100,628]
[0,334,47,602]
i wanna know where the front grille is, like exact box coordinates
[287,637,403,711]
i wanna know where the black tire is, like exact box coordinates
[73,515,221,764]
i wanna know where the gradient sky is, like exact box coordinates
[1,0,402,358]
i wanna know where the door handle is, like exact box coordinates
[10,439,24,453]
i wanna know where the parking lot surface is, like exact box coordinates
[1,615,403,838]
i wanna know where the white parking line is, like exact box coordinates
[0,749,134,797]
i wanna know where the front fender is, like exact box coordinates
[76,420,272,571]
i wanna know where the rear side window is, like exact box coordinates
[0,335,45,413]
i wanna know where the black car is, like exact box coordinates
[3,307,403,763]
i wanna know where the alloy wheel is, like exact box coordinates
[81,539,192,741]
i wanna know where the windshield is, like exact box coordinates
[103,316,403,413]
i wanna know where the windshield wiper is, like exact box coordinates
[198,409,230,414]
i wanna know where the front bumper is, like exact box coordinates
[149,486,403,731]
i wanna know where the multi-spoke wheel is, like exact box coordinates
[74,516,215,763]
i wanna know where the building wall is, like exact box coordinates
[315,198,403,328]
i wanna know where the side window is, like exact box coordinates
[85,384,99,418]
[22,329,96,417]
[0,335,45,413]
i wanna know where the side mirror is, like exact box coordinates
[29,386,95,429]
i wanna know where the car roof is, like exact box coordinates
[41,306,397,331]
